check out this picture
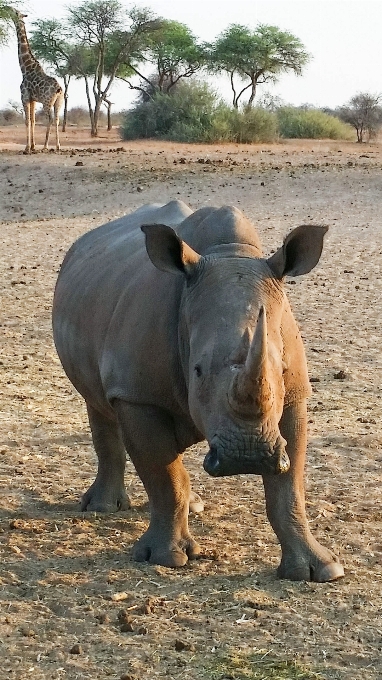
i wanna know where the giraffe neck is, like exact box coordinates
[13,16,44,76]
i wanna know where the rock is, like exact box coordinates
[75,161,84,167]
[117,609,133,624]
[69,643,82,654]
[175,638,194,652]
[95,612,110,624]
[120,622,134,633]
[110,591,129,602]
[333,370,347,380]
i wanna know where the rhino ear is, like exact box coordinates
[141,224,201,276]
[267,224,328,278]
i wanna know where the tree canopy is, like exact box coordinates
[209,23,310,108]
[145,20,207,93]
[0,1,21,45]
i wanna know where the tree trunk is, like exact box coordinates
[230,72,238,109]
[84,76,96,136]
[247,80,257,108]
[62,96,68,133]
[92,97,103,137]
[107,101,112,131]
[62,76,70,132]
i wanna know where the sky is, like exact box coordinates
[0,0,382,112]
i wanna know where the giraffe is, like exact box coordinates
[8,8,64,153]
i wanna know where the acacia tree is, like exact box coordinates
[116,19,207,102]
[338,92,382,142]
[66,0,158,136]
[0,1,22,44]
[0,1,26,44]
[210,23,310,109]
[0,3,9,44]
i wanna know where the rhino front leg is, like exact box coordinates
[114,400,200,567]
[262,400,344,582]
[81,403,130,512]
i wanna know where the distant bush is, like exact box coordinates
[122,82,279,143]
[0,108,23,125]
[215,106,278,143]
[277,107,353,140]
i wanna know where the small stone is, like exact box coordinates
[333,370,347,380]
[9,519,23,529]
[96,612,110,624]
[175,638,194,651]
[75,161,84,167]
[309,377,320,382]
[110,591,129,602]
[136,186,143,192]
[69,643,82,655]
[120,674,134,680]
[137,626,148,635]
[117,609,133,624]
[120,622,134,633]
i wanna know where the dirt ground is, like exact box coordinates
[0,124,381,680]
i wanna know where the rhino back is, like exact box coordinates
[53,201,192,416]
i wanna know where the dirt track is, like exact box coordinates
[0,126,381,680]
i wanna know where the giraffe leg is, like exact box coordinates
[23,101,31,154]
[43,106,53,151]
[30,101,36,152]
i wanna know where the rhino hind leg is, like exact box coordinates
[262,401,344,582]
[114,400,201,567]
[81,403,130,513]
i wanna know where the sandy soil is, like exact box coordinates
[0,124,381,680]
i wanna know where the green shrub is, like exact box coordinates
[122,82,219,142]
[122,82,279,144]
[277,107,353,139]
[225,106,278,143]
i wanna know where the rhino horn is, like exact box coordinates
[229,306,273,416]
[245,305,268,381]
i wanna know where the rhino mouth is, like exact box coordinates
[203,434,290,477]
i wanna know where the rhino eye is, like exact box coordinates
[194,364,202,377]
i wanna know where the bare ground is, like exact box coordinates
[0,125,381,680]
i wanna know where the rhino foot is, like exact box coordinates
[277,550,344,582]
[81,481,130,513]
[189,491,204,514]
[132,530,201,567]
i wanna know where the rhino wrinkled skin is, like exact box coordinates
[52,200,344,582]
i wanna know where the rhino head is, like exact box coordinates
[142,219,327,478]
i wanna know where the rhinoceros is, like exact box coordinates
[52,200,344,582]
